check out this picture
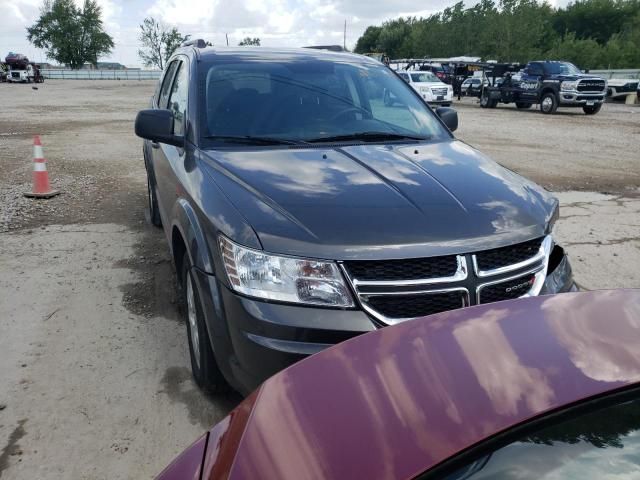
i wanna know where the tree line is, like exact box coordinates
[354,0,640,69]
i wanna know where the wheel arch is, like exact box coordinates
[171,198,215,281]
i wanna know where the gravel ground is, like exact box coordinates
[0,80,639,479]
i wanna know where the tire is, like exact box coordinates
[583,103,602,115]
[540,92,558,114]
[480,90,490,108]
[146,170,162,227]
[181,252,229,394]
[516,102,532,109]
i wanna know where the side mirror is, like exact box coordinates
[135,109,183,147]
[436,107,458,132]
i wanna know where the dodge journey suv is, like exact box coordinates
[135,42,576,395]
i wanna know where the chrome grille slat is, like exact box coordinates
[341,236,552,325]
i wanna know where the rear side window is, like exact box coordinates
[167,61,188,136]
[157,61,179,108]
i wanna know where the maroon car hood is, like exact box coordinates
[203,290,640,480]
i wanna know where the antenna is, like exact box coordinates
[343,20,347,50]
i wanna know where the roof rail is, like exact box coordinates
[181,38,207,48]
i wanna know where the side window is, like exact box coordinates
[167,61,189,136]
[399,73,410,83]
[528,63,544,76]
[157,61,179,108]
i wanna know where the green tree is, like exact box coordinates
[27,0,114,69]
[353,0,639,68]
[354,26,383,53]
[238,37,261,46]
[138,17,188,70]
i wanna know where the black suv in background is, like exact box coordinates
[135,43,576,395]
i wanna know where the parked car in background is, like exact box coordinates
[607,77,639,100]
[460,77,483,97]
[157,290,640,480]
[418,63,452,83]
[135,43,575,396]
[396,70,453,106]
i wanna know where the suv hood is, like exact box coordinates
[200,140,557,260]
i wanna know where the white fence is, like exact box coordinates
[587,69,640,79]
[41,69,162,80]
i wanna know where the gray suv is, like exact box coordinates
[135,43,576,395]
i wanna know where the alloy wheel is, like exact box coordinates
[186,274,200,369]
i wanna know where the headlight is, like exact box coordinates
[561,81,578,91]
[219,236,354,307]
[419,86,430,93]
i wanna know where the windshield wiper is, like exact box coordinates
[305,132,429,143]
[204,135,307,146]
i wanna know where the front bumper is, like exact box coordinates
[207,247,576,395]
[559,90,605,106]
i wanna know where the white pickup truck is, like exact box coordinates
[397,71,453,106]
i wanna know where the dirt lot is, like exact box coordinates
[0,81,639,479]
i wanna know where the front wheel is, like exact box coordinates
[583,103,602,115]
[540,92,558,114]
[181,252,229,394]
[146,172,162,227]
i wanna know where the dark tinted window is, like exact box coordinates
[444,395,640,480]
[168,61,188,135]
[202,58,449,144]
[158,61,179,108]
[543,62,582,75]
[528,63,544,75]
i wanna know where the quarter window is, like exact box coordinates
[168,62,189,136]
[158,61,179,108]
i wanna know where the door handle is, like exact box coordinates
[151,141,160,149]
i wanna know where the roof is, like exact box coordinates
[202,290,640,480]
[177,45,377,65]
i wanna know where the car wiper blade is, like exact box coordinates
[204,135,307,146]
[305,132,429,143]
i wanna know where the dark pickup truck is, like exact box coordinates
[481,60,607,114]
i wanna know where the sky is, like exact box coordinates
[1,0,571,68]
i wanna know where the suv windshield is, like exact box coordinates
[544,62,582,75]
[411,72,439,83]
[201,58,449,145]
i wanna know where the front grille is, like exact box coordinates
[475,238,543,272]
[343,236,550,324]
[364,291,465,319]
[577,80,605,92]
[431,87,448,96]
[343,255,458,281]
[478,272,537,304]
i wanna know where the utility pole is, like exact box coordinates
[343,20,347,51]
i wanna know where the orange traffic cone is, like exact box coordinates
[24,135,60,198]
